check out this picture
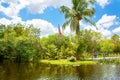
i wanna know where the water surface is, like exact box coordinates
[0,61,120,80]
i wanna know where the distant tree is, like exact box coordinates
[100,40,115,57]
[0,24,42,62]
[111,34,119,44]
[111,34,120,53]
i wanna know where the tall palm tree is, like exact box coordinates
[60,0,96,36]
[60,0,96,60]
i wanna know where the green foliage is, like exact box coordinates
[111,34,120,53]
[0,23,120,62]
[0,24,41,62]
[60,0,96,35]
[100,40,115,56]
[60,0,96,60]
[40,59,97,65]
[46,44,57,59]
[41,34,72,59]
[99,59,120,64]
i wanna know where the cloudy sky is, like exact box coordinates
[0,0,120,37]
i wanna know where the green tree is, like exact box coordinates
[60,0,96,60]
[111,34,119,44]
[111,34,120,53]
[100,40,115,57]
[60,0,96,36]
[80,30,101,53]
[0,24,42,62]
[41,34,71,59]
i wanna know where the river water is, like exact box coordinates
[0,61,120,80]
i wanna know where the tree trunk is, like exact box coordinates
[75,20,80,60]
[76,20,80,37]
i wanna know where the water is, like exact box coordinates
[0,61,120,80]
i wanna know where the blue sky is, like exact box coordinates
[0,0,120,37]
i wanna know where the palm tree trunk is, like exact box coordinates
[75,19,80,39]
[75,20,80,60]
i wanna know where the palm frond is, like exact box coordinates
[82,8,95,17]
[62,19,71,30]
[78,1,87,9]
[89,0,96,4]
[60,6,74,19]
[64,11,74,19]
[60,6,70,13]
[70,18,77,31]
[72,0,80,9]
[84,17,97,29]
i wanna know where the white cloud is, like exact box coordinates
[97,14,117,37]
[0,0,27,18]
[1,0,18,3]
[25,0,72,14]
[0,18,57,37]
[0,0,112,19]
[100,28,111,36]
[26,19,57,37]
[0,16,23,25]
[0,0,72,18]
[96,0,110,8]
[84,25,97,31]
[112,27,120,33]
[63,25,71,35]
[83,14,118,37]
[11,16,23,24]
[0,0,111,19]
[84,26,112,37]
[96,14,117,29]
[0,18,11,25]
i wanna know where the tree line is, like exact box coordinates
[0,24,120,62]
[0,24,42,62]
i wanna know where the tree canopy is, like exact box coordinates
[60,0,96,35]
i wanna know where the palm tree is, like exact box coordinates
[60,0,96,60]
[60,0,96,36]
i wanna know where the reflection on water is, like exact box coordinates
[0,61,120,80]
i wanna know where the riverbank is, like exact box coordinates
[40,57,120,65]
[40,59,97,65]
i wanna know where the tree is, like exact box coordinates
[60,0,96,60]
[40,34,71,59]
[111,34,120,53]
[0,24,42,62]
[80,30,101,53]
[111,34,119,44]
[100,40,115,57]
[60,0,96,36]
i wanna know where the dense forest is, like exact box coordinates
[0,24,120,62]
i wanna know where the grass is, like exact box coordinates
[98,59,120,64]
[40,59,97,66]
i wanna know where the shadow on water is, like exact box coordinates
[0,61,120,80]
